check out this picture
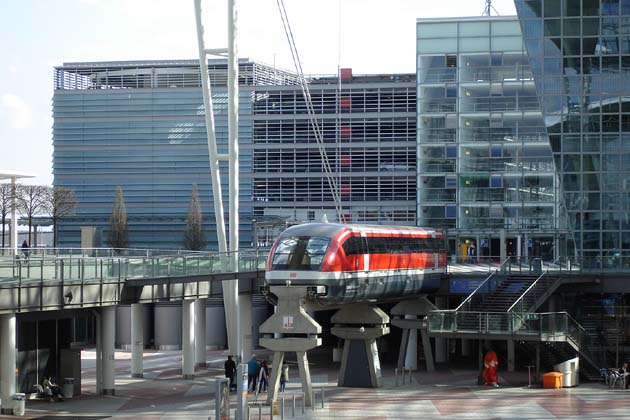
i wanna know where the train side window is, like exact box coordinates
[342,236,368,256]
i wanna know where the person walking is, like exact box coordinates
[257,360,269,393]
[21,240,29,260]
[247,355,259,392]
[280,364,289,392]
[224,355,237,391]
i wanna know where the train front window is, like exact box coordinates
[271,236,330,270]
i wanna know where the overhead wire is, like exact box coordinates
[276,0,344,221]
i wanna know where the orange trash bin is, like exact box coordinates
[543,372,563,389]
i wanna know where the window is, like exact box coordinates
[342,235,444,255]
[271,236,330,270]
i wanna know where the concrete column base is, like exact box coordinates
[103,389,115,396]
[183,374,195,380]
[131,373,144,378]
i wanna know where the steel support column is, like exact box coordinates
[131,303,143,378]
[182,300,195,379]
[102,306,115,395]
[0,313,16,414]
[195,298,207,368]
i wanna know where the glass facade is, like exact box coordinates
[53,60,262,249]
[515,0,630,267]
[53,61,418,249]
[417,17,569,259]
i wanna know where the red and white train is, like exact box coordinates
[265,223,446,304]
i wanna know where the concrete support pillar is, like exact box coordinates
[95,311,102,395]
[404,315,417,370]
[131,303,143,378]
[461,339,471,357]
[534,342,540,384]
[507,339,515,372]
[194,298,206,368]
[435,296,447,364]
[0,313,16,414]
[516,235,522,258]
[182,300,195,379]
[523,233,529,258]
[477,340,484,384]
[239,294,253,360]
[102,306,116,395]
[222,279,240,361]
[420,328,435,372]
[296,351,313,407]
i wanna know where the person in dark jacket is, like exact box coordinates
[224,355,237,391]
[22,240,29,260]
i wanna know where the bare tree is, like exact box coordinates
[183,184,206,250]
[108,185,128,249]
[45,186,77,247]
[0,183,13,250]
[17,184,48,247]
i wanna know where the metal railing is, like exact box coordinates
[453,257,513,312]
[507,269,559,316]
[0,249,268,284]
[428,310,580,339]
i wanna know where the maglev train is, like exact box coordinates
[265,223,446,304]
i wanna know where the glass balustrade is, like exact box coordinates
[0,249,268,284]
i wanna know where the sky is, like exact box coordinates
[0,0,517,186]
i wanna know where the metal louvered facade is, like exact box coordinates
[53,60,418,249]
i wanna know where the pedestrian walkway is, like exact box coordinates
[7,348,630,420]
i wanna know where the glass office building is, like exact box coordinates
[417,16,570,259]
[515,0,630,267]
[52,59,294,248]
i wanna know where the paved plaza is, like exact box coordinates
[2,349,628,420]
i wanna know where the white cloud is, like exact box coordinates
[1,94,33,129]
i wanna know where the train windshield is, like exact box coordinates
[271,236,330,270]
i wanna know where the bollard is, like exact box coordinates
[281,397,285,420]
[395,368,399,386]
[301,392,305,414]
[258,404,262,420]
[292,394,296,417]
[321,386,325,409]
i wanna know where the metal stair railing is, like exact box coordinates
[454,256,513,313]
[507,269,561,317]
[563,313,601,371]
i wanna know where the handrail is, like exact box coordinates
[506,270,548,313]
[454,256,512,312]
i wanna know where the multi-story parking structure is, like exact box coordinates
[251,71,417,227]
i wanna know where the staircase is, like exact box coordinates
[427,258,602,381]
[477,276,539,312]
